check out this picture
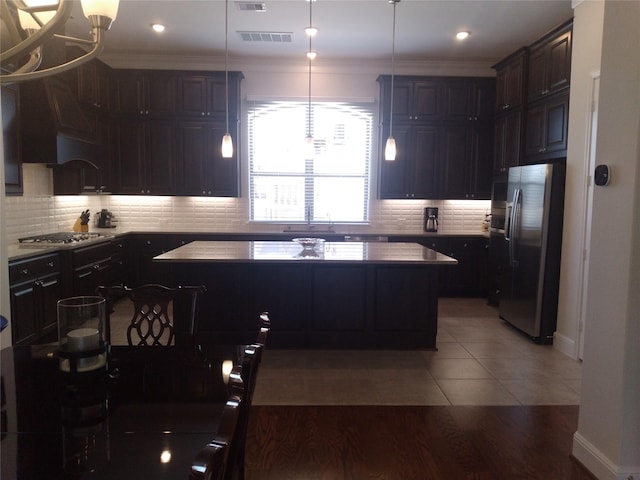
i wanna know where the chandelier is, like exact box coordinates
[0,0,119,84]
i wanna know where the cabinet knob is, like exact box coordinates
[146,241,152,245]
[47,262,54,268]
[201,112,206,117]
[94,264,100,270]
[21,268,28,275]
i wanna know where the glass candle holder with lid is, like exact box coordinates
[57,296,108,376]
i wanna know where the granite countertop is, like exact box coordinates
[8,228,488,262]
[153,240,458,265]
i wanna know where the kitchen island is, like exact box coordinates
[155,240,457,349]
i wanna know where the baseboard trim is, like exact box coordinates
[554,331,578,359]
[573,431,640,480]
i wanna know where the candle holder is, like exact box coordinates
[57,296,108,378]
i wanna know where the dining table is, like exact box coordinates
[1,342,247,479]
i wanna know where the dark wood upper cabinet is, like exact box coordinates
[112,118,176,195]
[178,72,243,120]
[379,76,443,123]
[378,75,494,200]
[114,70,177,117]
[65,49,113,111]
[176,120,240,197]
[493,48,527,112]
[2,84,23,195]
[527,20,572,103]
[378,123,438,199]
[524,91,570,161]
[439,124,493,200]
[443,78,495,123]
[493,110,523,176]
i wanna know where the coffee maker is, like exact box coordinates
[424,207,439,232]
[97,209,116,228]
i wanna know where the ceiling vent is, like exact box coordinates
[235,2,267,12]
[238,31,294,43]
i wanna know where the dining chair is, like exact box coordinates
[96,284,206,346]
[190,365,245,480]
[224,311,271,480]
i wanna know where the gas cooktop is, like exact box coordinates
[18,232,112,247]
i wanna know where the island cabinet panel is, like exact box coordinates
[374,266,438,346]
[250,265,307,341]
[169,258,442,349]
[310,266,368,346]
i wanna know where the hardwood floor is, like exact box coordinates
[245,405,595,480]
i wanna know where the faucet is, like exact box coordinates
[306,205,313,229]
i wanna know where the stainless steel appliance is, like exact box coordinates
[424,207,438,232]
[499,163,566,342]
[19,232,110,247]
[97,209,116,228]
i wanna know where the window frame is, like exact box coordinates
[247,100,374,226]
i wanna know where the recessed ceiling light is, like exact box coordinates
[151,23,166,33]
[305,26,318,37]
[456,31,470,40]
[306,51,317,60]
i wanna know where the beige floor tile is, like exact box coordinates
[499,379,581,405]
[423,342,473,359]
[436,379,520,405]
[424,358,493,379]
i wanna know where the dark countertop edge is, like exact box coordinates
[8,230,488,262]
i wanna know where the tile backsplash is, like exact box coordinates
[5,164,490,243]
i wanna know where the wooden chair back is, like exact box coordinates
[190,365,244,480]
[97,284,206,346]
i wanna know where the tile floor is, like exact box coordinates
[252,298,583,406]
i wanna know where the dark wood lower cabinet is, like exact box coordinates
[408,236,490,297]
[173,262,439,349]
[8,253,62,345]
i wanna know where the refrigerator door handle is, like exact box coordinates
[506,188,521,267]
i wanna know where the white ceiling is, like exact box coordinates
[66,0,574,65]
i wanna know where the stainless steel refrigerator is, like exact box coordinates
[499,163,566,343]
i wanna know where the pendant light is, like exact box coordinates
[221,0,233,158]
[304,0,315,160]
[385,0,400,161]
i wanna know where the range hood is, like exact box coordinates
[20,75,98,165]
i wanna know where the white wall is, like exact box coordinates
[570,1,640,478]
[555,1,605,359]
[4,165,489,242]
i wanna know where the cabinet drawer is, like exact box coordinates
[73,241,113,267]
[9,253,61,283]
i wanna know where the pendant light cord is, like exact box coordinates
[389,0,397,139]
[307,0,312,138]
[225,0,229,134]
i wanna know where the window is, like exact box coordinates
[248,101,373,224]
